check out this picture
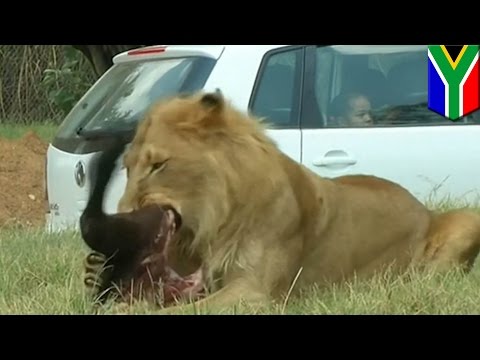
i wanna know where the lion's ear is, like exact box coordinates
[200,89,224,112]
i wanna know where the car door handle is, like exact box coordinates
[313,151,357,167]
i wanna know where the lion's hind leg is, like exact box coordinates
[421,210,480,273]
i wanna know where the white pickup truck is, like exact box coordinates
[45,45,480,232]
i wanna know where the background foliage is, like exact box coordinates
[0,45,97,124]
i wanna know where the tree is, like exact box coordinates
[72,45,148,77]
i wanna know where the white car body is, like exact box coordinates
[45,45,480,233]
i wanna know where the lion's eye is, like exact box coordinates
[150,160,168,174]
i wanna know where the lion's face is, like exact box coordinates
[118,91,234,236]
[118,90,281,245]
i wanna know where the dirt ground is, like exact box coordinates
[0,131,49,227]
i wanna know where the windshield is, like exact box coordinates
[314,45,480,127]
[54,56,216,141]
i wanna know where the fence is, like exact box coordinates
[0,45,97,124]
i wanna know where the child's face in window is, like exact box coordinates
[345,95,373,126]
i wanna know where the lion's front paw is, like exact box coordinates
[83,251,110,297]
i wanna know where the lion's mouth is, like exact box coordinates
[140,205,205,306]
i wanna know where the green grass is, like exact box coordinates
[0,122,58,142]
[1,225,480,315]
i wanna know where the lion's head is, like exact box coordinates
[118,90,292,256]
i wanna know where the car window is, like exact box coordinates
[55,56,216,139]
[249,47,303,129]
[308,45,480,128]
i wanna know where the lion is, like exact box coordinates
[84,89,480,314]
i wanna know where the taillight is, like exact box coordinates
[44,156,50,214]
[127,46,167,56]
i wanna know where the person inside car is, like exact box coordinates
[328,92,374,127]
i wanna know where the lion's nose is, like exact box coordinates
[117,197,136,213]
[118,206,134,213]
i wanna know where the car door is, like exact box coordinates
[248,46,305,163]
[299,45,480,206]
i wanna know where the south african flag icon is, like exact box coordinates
[428,45,480,121]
